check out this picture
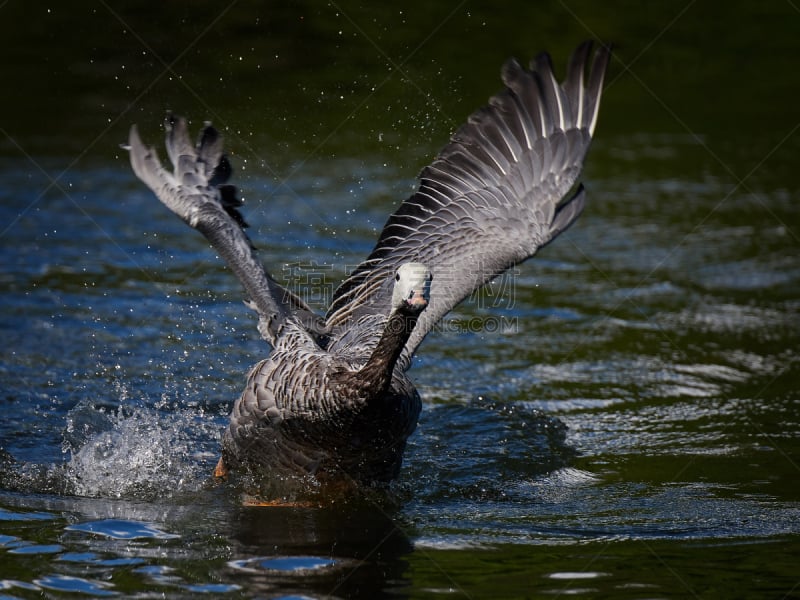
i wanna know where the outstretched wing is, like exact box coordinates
[127,114,325,346]
[325,41,610,365]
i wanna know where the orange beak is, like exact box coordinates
[405,289,429,309]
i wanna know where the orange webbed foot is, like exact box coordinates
[213,457,229,479]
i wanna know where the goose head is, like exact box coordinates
[391,262,432,314]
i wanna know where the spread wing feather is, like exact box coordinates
[325,41,611,365]
[127,114,325,346]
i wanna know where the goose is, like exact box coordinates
[126,41,610,493]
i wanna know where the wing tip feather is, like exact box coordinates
[326,42,610,333]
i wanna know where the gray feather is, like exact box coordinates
[127,115,324,346]
[326,42,611,367]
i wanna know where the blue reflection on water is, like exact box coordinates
[34,574,117,596]
[8,544,64,555]
[0,508,55,521]
[184,582,243,593]
[58,552,146,566]
[229,555,338,573]
[66,518,180,540]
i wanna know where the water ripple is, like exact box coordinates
[8,544,63,555]
[66,518,180,540]
[34,574,117,596]
[228,555,340,575]
[0,508,55,522]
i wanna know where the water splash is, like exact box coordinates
[62,399,221,500]
[0,394,223,501]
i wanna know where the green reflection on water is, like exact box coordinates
[406,537,800,598]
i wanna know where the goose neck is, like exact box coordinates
[356,307,419,396]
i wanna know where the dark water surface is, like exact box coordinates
[2,1,799,598]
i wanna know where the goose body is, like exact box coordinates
[127,42,610,490]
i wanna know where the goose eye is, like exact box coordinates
[395,273,400,282]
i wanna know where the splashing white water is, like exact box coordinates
[63,398,221,500]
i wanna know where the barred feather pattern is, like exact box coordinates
[326,41,610,369]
